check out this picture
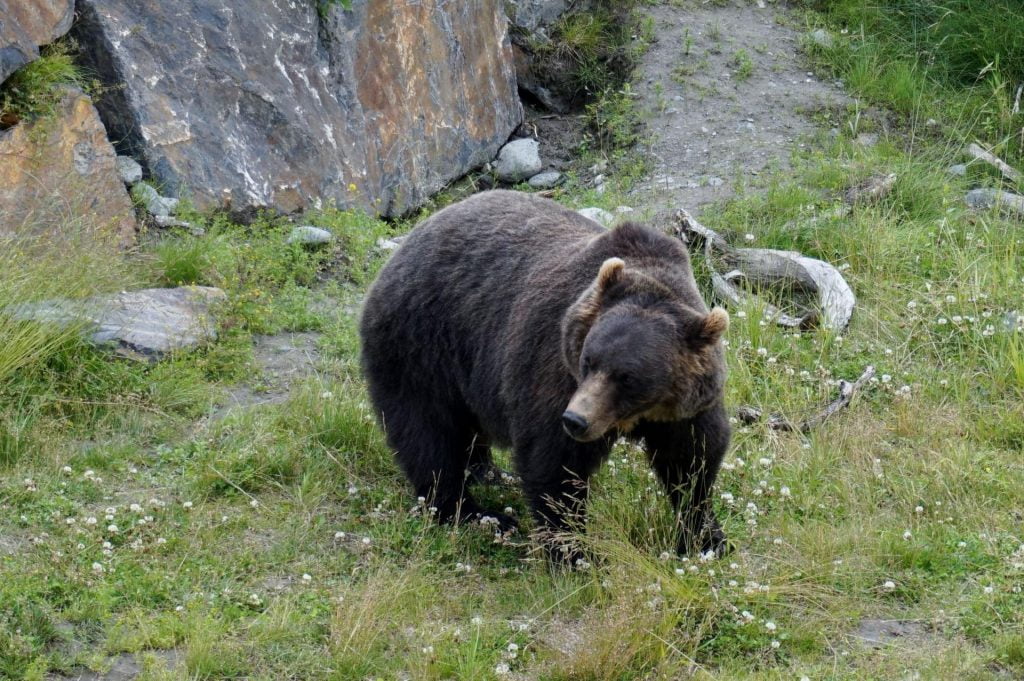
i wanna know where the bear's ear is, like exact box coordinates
[693,307,729,346]
[596,257,625,292]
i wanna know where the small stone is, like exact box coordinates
[577,207,614,227]
[153,215,204,236]
[376,237,401,251]
[855,132,879,147]
[965,188,1024,217]
[131,182,179,217]
[527,171,563,189]
[614,205,634,214]
[288,225,334,246]
[115,155,143,184]
[493,138,542,183]
[706,176,724,187]
[807,28,833,48]
[947,164,967,177]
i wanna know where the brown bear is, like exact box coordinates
[359,190,730,560]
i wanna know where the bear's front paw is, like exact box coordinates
[679,516,731,558]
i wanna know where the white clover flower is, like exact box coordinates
[85,517,97,525]
[334,531,346,539]
[471,616,482,626]
[915,505,924,514]
[156,537,167,544]
[764,621,776,632]
[102,541,112,549]
[881,374,892,383]
[129,503,142,513]
[937,317,948,325]
[779,486,791,498]
[348,486,358,495]
[945,295,956,304]
[84,470,95,479]
[92,562,104,573]
[882,580,896,590]
[744,233,755,242]
[903,530,912,540]
[61,466,73,473]
[983,585,994,594]
[771,639,780,649]
[907,301,917,309]
[741,610,754,622]
[495,662,510,674]
[107,525,118,533]
[302,573,312,583]
[756,347,768,357]
[735,310,747,318]
[183,501,193,509]
[362,537,371,545]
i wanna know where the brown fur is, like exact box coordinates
[360,190,731,561]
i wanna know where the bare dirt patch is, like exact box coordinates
[214,331,323,419]
[632,0,849,217]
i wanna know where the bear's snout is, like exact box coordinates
[561,410,589,439]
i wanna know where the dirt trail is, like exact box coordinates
[632,1,848,217]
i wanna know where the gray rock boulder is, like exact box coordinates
[11,286,226,360]
[807,28,833,49]
[527,170,563,189]
[576,207,614,227]
[0,0,74,83]
[115,155,143,184]
[288,225,334,246]
[0,89,135,247]
[493,138,543,183]
[131,183,179,218]
[73,0,521,217]
[965,188,1024,218]
[505,0,571,32]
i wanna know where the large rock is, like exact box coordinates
[73,0,522,217]
[505,0,571,32]
[0,0,74,83]
[0,89,136,246]
[11,286,226,360]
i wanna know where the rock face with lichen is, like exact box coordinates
[73,0,522,217]
[0,88,136,245]
[0,0,74,82]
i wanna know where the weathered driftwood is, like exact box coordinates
[736,365,875,433]
[674,209,855,330]
[966,143,1022,186]
[844,173,897,205]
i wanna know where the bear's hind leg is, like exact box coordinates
[382,402,516,532]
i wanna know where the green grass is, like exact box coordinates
[799,0,1024,167]
[0,39,85,123]
[2,4,1024,679]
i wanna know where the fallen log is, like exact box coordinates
[736,365,875,433]
[674,209,855,330]
[966,143,1022,186]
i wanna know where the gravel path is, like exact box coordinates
[632,1,849,217]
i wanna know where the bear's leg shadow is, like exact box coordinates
[379,400,517,531]
[636,405,731,556]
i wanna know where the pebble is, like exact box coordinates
[287,225,334,246]
[115,155,143,185]
[577,207,615,227]
[527,171,563,189]
[493,138,542,183]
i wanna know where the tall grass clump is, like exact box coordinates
[801,0,1024,164]
[0,39,85,124]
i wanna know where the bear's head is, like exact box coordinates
[560,257,728,442]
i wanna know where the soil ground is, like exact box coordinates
[632,1,849,217]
